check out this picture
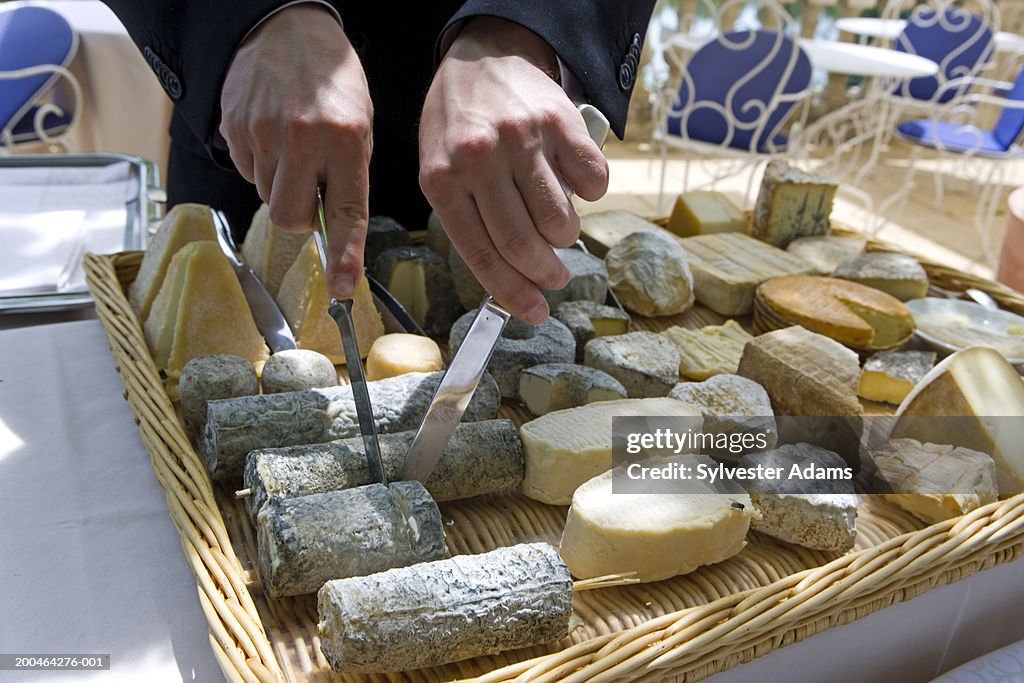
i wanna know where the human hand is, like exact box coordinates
[220,4,372,299]
[419,17,609,323]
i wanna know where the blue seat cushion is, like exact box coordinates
[0,6,76,131]
[5,104,73,144]
[897,119,1008,155]
[894,8,993,103]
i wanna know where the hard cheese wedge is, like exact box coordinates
[240,204,311,298]
[129,203,217,320]
[143,241,269,396]
[892,346,1024,495]
[667,190,747,238]
[520,397,702,505]
[858,351,936,405]
[275,236,384,364]
[681,233,813,316]
[559,454,756,582]
[832,252,929,302]
[579,210,667,257]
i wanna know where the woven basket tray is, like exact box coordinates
[83,228,1024,683]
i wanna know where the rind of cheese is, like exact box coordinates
[545,248,609,309]
[605,231,695,316]
[364,216,411,269]
[365,333,443,381]
[583,331,681,398]
[750,160,837,247]
[892,347,1024,495]
[661,320,753,380]
[129,203,217,319]
[682,232,813,316]
[520,397,702,505]
[858,350,936,405]
[786,235,867,275]
[261,349,337,394]
[143,241,269,396]
[833,252,929,301]
[275,236,384,364]
[667,190,747,238]
[669,374,777,459]
[869,439,998,524]
[579,210,666,257]
[757,275,915,350]
[553,300,630,360]
[519,363,627,416]
[559,454,756,582]
[372,245,461,335]
[240,204,310,298]
[179,354,259,431]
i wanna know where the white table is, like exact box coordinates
[2,317,1023,681]
[8,1,172,179]
[837,16,1024,54]
[799,38,939,78]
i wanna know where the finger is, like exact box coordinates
[441,194,550,323]
[554,124,609,202]
[514,152,581,249]
[268,151,318,232]
[222,128,256,184]
[475,168,570,291]
[251,147,277,204]
[322,158,369,300]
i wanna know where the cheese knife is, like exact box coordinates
[313,187,387,486]
[399,104,610,484]
[212,210,298,354]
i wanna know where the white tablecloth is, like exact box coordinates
[9,1,173,179]
[0,318,1022,682]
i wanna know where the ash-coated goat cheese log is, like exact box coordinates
[317,543,573,673]
[244,419,523,520]
[201,371,500,480]
[257,481,445,598]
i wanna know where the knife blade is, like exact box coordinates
[399,104,610,483]
[313,187,387,486]
[213,210,297,354]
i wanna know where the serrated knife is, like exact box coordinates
[399,104,610,484]
[313,187,387,486]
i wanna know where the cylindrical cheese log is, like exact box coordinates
[178,354,259,433]
[257,481,445,598]
[260,349,337,393]
[244,419,523,520]
[201,370,501,480]
[317,543,573,673]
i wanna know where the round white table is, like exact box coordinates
[836,16,1024,54]
[798,38,939,78]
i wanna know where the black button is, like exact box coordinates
[625,52,639,71]
[164,72,182,99]
[631,33,641,47]
[143,46,183,100]
[618,63,634,90]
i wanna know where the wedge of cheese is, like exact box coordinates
[129,203,217,319]
[858,351,936,405]
[520,397,703,505]
[892,347,1024,495]
[240,204,310,298]
[579,210,667,257]
[275,236,384,364]
[750,160,837,247]
[869,439,998,524]
[365,333,443,381]
[372,246,461,335]
[661,320,753,380]
[832,252,929,301]
[143,241,269,396]
[681,233,813,316]
[559,454,756,582]
[667,190,747,238]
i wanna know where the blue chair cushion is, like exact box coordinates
[894,8,993,103]
[7,104,73,143]
[897,119,1008,155]
[666,30,811,153]
[992,67,1024,149]
[0,6,76,132]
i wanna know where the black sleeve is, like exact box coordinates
[439,0,657,139]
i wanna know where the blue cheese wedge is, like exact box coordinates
[750,160,837,247]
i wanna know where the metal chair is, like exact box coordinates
[651,0,812,208]
[0,5,81,152]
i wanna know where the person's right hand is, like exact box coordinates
[219,4,373,300]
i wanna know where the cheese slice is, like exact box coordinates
[832,252,929,301]
[129,203,217,319]
[520,397,703,505]
[869,439,998,524]
[661,320,752,380]
[750,160,837,247]
[240,204,310,298]
[786,235,867,275]
[681,233,813,316]
[143,241,269,396]
[559,454,756,582]
[667,190,746,238]
[892,346,1024,495]
[579,210,666,257]
[365,333,443,381]
[858,351,936,405]
[275,236,384,364]
[757,276,915,350]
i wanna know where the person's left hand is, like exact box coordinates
[418,17,609,324]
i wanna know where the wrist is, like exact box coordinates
[446,16,560,83]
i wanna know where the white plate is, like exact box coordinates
[906,297,1024,364]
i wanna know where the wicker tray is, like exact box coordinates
[83,230,1024,683]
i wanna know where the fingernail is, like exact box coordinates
[524,301,548,325]
[333,275,354,298]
